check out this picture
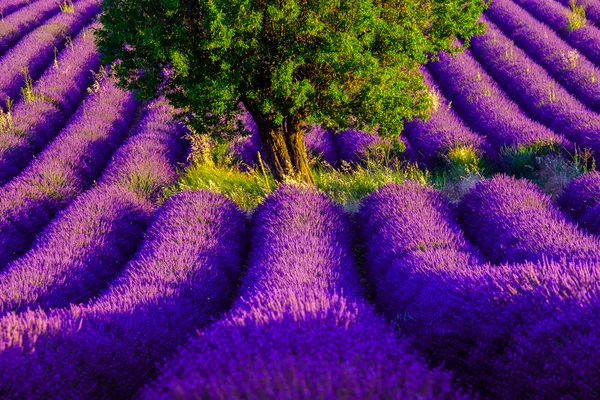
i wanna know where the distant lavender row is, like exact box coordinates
[557,170,600,235]
[459,174,600,264]
[0,190,247,399]
[358,182,600,398]
[0,100,188,315]
[512,0,600,66]
[426,49,568,154]
[0,0,100,108]
[0,23,100,185]
[0,0,62,57]
[141,185,464,399]
[404,68,494,168]
[485,0,600,112]
[0,0,37,18]
[469,16,600,157]
[0,75,138,271]
[557,0,600,26]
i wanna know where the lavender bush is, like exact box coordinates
[458,174,600,263]
[404,67,494,168]
[0,0,100,108]
[557,170,600,220]
[427,49,569,155]
[485,0,600,112]
[0,99,188,314]
[0,190,247,399]
[139,185,465,399]
[469,16,600,158]
[0,22,101,185]
[358,182,600,398]
[0,75,138,270]
[0,0,37,19]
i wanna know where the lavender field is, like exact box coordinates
[0,0,600,398]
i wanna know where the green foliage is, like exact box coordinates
[97,0,488,139]
[567,0,587,31]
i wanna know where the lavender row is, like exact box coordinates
[0,0,37,18]
[357,183,600,398]
[0,75,138,271]
[469,16,600,157]
[0,0,62,57]
[458,174,600,264]
[557,0,600,26]
[485,0,600,112]
[557,170,600,236]
[0,0,100,108]
[512,0,600,66]
[426,49,568,155]
[141,185,463,399]
[403,67,494,168]
[0,100,188,315]
[0,23,101,185]
[0,190,247,399]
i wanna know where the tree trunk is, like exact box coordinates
[247,108,315,184]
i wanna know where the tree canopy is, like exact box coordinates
[97,0,488,182]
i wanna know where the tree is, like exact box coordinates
[96,0,488,183]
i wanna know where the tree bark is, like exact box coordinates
[244,104,315,184]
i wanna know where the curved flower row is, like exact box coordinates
[404,67,494,168]
[0,0,100,108]
[427,49,568,154]
[0,190,248,399]
[485,0,600,112]
[558,170,600,235]
[0,0,37,19]
[512,0,600,67]
[358,181,600,398]
[0,99,188,315]
[469,16,600,158]
[0,0,64,57]
[459,174,600,264]
[140,185,464,399]
[0,22,101,185]
[0,75,138,270]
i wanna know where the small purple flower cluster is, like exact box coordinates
[0,99,188,315]
[358,181,600,398]
[0,0,100,108]
[139,185,464,399]
[404,67,494,168]
[557,171,600,235]
[0,190,248,399]
[0,74,138,270]
[485,0,600,112]
[469,16,600,157]
[427,48,569,154]
[458,174,600,263]
[0,22,101,185]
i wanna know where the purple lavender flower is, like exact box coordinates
[0,0,36,18]
[0,23,101,185]
[557,170,600,220]
[580,201,600,234]
[469,16,600,158]
[139,185,465,399]
[302,124,338,166]
[0,0,100,108]
[358,182,600,398]
[0,75,138,270]
[458,174,600,263]
[427,49,570,155]
[0,0,63,57]
[0,190,248,399]
[512,0,600,66]
[486,0,600,112]
[0,99,188,315]
[404,67,495,168]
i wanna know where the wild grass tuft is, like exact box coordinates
[59,0,75,13]
[567,0,587,31]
